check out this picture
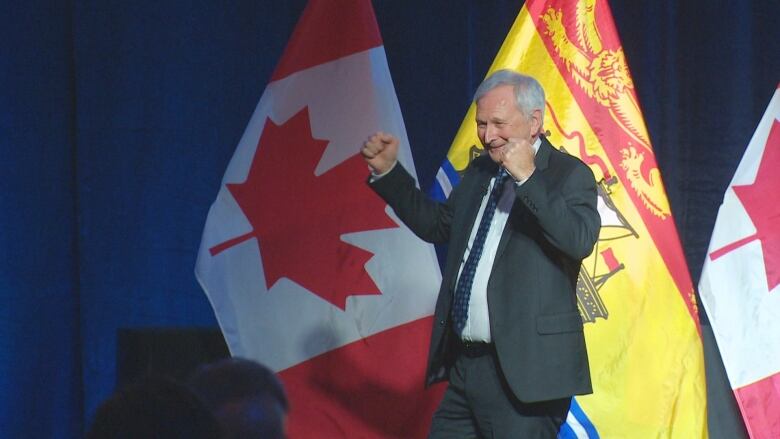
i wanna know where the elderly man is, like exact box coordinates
[361,69,600,437]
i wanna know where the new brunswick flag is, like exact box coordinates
[432,1,707,437]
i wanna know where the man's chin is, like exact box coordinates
[486,148,503,163]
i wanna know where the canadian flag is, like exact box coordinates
[194,0,444,437]
[699,84,780,439]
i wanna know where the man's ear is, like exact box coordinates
[530,109,543,135]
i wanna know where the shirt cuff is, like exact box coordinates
[369,160,398,182]
[513,170,534,186]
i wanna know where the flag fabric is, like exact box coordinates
[432,0,707,437]
[699,85,780,439]
[195,1,445,437]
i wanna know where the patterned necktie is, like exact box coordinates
[452,168,509,335]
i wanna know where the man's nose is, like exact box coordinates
[484,124,498,144]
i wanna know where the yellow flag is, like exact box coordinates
[433,1,707,437]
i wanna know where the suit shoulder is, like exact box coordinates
[458,153,496,180]
[549,145,593,173]
[544,146,597,188]
[471,153,494,169]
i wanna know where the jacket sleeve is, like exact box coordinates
[514,161,600,260]
[368,164,457,244]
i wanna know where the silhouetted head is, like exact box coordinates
[188,357,288,439]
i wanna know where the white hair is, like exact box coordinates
[474,69,545,126]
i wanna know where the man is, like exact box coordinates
[361,70,600,437]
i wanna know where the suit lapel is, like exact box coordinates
[493,137,553,262]
[534,136,552,171]
[446,159,495,290]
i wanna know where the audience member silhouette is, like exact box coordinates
[188,357,289,439]
[86,375,220,439]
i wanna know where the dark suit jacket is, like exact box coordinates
[370,137,600,403]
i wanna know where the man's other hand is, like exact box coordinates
[361,131,399,175]
[501,137,536,181]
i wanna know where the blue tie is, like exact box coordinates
[452,168,509,335]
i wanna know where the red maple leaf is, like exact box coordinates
[210,107,397,308]
[710,119,780,291]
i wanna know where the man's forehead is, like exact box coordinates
[477,87,518,116]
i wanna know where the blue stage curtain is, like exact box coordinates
[1,1,83,437]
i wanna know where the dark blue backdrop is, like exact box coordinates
[1,1,778,437]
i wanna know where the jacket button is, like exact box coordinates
[439,320,445,326]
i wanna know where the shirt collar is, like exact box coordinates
[531,136,542,155]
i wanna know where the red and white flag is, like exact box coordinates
[699,84,780,439]
[195,1,444,436]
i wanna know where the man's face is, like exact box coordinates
[475,84,539,164]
